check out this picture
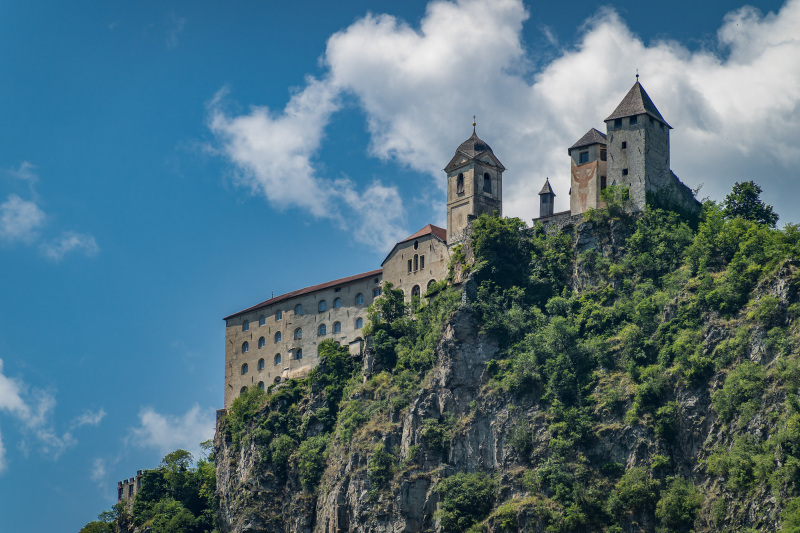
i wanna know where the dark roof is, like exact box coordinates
[381,224,447,266]
[605,81,671,128]
[539,178,555,196]
[568,128,607,153]
[224,269,382,320]
[456,131,493,158]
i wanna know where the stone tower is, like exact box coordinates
[539,178,556,217]
[444,128,504,243]
[568,128,608,214]
[603,80,672,211]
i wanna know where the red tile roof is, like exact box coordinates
[381,224,447,266]
[223,268,382,320]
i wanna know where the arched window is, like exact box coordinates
[274,332,282,343]
[258,381,265,390]
[295,304,303,315]
[258,358,265,371]
[412,285,421,299]
[456,173,464,194]
[483,172,492,193]
[242,341,249,353]
[274,353,282,365]
[259,315,266,326]
[356,317,364,329]
[294,328,302,340]
[356,293,364,305]
[258,336,265,349]
[318,324,327,335]
[333,297,342,308]
[414,254,419,271]
[318,300,327,312]
[241,363,248,375]
[275,310,283,321]
[333,321,341,333]
[296,349,303,360]
[274,376,281,384]
[242,320,249,332]
[240,386,247,394]
[427,279,436,290]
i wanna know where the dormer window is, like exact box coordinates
[456,173,464,194]
[579,151,589,164]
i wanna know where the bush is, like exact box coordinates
[368,444,395,487]
[655,476,702,531]
[712,360,766,422]
[298,435,329,493]
[226,385,267,448]
[607,467,660,517]
[437,472,496,533]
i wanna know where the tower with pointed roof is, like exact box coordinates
[539,178,556,217]
[568,128,608,214]
[444,126,504,243]
[604,79,674,211]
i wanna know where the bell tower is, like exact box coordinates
[444,122,504,244]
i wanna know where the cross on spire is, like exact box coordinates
[472,115,476,133]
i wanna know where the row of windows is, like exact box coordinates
[241,294,369,330]
[241,350,304,375]
[455,172,493,195]
[578,149,607,164]
[611,115,664,131]
[407,254,425,272]
[242,319,364,352]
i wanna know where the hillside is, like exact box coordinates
[83,184,800,533]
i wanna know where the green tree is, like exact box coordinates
[655,476,703,531]
[722,181,778,227]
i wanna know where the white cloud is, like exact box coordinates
[0,359,96,469]
[0,194,45,243]
[72,408,106,429]
[40,232,100,262]
[210,0,800,228]
[165,12,186,49]
[6,161,37,183]
[128,404,215,458]
[91,457,107,482]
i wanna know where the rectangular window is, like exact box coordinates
[334,288,341,292]
[649,117,654,126]
[622,168,629,176]
[629,115,638,125]
[407,259,412,272]
[600,176,607,190]
[420,256,425,269]
[579,151,589,164]
[614,118,622,128]
[373,288,381,297]
[600,149,607,161]
[621,141,627,149]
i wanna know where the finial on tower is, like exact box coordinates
[636,68,639,81]
[472,115,476,133]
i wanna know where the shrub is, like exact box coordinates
[712,360,766,422]
[226,385,267,449]
[654,401,680,441]
[607,467,660,517]
[298,435,329,493]
[655,476,703,531]
[269,434,295,478]
[368,444,395,487]
[437,472,496,533]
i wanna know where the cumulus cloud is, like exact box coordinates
[0,194,45,243]
[128,405,215,458]
[40,232,100,262]
[210,0,800,229]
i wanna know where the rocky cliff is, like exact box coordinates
[215,205,800,532]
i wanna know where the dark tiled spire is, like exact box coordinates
[605,81,671,128]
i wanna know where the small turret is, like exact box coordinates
[538,178,556,217]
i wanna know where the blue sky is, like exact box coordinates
[0,0,797,530]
